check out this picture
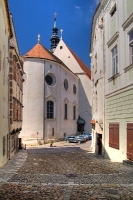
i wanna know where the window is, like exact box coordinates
[112,46,118,75]
[110,4,116,17]
[3,136,6,156]
[129,30,133,64]
[45,75,53,85]
[64,103,67,119]
[60,46,63,49]
[109,123,119,149]
[47,101,54,118]
[64,79,68,91]
[73,106,76,120]
[73,84,76,94]
[45,73,56,86]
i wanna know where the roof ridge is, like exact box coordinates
[66,44,91,79]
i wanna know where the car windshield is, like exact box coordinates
[77,136,84,138]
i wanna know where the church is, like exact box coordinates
[20,14,91,142]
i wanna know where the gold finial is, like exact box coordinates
[60,29,63,40]
[38,34,40,43]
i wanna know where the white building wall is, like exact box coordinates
[20,59,44,139]
[21,57,79,141]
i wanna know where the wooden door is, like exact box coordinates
[127,123,133,161]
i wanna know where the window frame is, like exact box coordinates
[73,105,76,120]
[47,101,54,119]
[111,45,118,76]
[129,30,133,65]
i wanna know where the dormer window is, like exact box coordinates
[110,4,116,17]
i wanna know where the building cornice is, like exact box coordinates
[107,32,119,47]
[122,13,133,31]
[4,0,12,38]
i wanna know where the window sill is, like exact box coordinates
[124,63,133,73]
[45,118,55,120]
[108,73,120,82]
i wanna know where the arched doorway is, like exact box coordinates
[77,116,85,133]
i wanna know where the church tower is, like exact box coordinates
[50,13,59,53]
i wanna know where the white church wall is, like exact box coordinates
[44,60,79,139]
[78,75,92,133]
[20,58,44,139]
[54,40,84,73]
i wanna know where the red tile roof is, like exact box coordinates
[23,43,77,75]
[24,43,58,61]
[67,46,91,79]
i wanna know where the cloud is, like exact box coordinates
[75,6,81,9]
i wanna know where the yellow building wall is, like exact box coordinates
[105,88,133,161]
[126,0,133,17]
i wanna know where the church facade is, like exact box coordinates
[20,14,91,142]
[20,42,79,141]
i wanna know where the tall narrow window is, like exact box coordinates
[129,30,133,64]
[64,103,67,119]
[3,136,6,156]
[112,46,118,75]
[73,106,76,120]
[47,101,54,118]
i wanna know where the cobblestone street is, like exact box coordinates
[0,141,133,200]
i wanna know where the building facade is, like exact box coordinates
[20,41,79,141]
[90,0,133,161]
[0,0,12,167]
[9,14,23,157]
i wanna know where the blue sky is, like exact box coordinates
[8,0,98,67]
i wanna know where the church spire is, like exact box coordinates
[50,12,59,53]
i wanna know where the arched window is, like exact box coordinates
[64,103,67,119]
[47,101,54,118]
[73,106,76,120]
[64,79,68,91]
[73,84,76,94]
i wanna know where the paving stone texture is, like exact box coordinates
[0,141,133,200]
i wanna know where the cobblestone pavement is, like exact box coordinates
[0,141,133,199]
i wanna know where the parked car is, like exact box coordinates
[65,136,78,143]
[76,135,86,144]
[84,133,92,140]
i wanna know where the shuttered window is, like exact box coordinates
[109,123,119,149]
